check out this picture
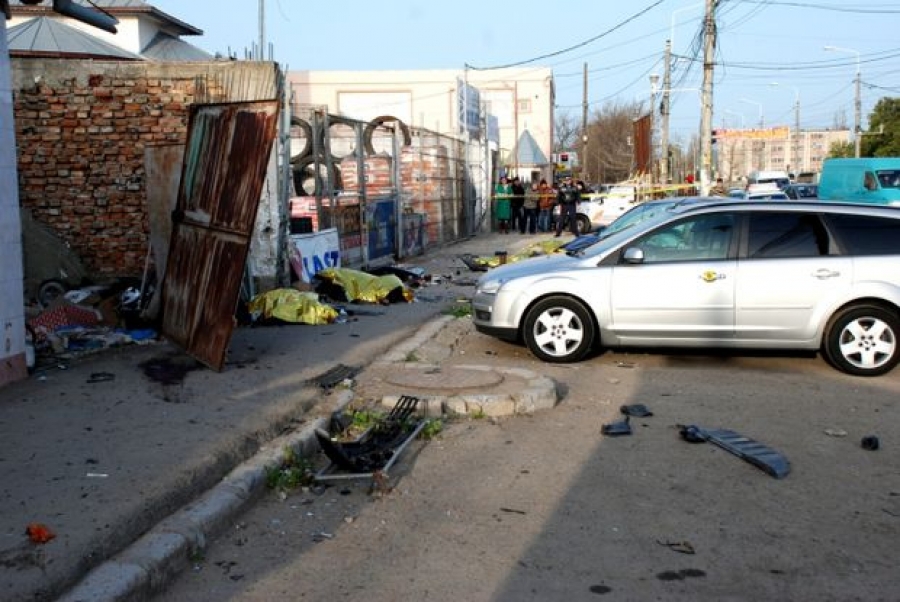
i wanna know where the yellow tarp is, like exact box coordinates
[470,238,569,269]
[248,289,339,325]
[317,268,414,303]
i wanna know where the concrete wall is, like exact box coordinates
[10,59,283,281]
[0,24,27,387]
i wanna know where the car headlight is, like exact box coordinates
[476,279,503,295]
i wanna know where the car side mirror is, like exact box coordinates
[623,247,645,264]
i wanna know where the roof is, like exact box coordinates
[7,15,143,60]
[9,0,202,35]
[507,129,549,166]
[141,32,212,61]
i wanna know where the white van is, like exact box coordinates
[747,170,791,191]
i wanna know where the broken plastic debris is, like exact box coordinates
[601,416,632,436]
[861,435,880,451]
[657,540,696,554]
[620,404,653,417]
[824,428,848,437]
[26,523,55,544]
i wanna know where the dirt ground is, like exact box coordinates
[158,318,900,602]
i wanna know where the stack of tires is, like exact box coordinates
[289,114,411,198]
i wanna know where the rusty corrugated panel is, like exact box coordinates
[161,100,280,371]
[633,114,651,175]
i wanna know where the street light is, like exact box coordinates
[739,98,763,128]
[770,82,802,172]
[824,45,861,158]
[670,2,704,54]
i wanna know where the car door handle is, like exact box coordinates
[812,268,841,279]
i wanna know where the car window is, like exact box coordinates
[747,212,830,258]
[630,213,735,263]
[876,169,900,189]
[825,213,900,255]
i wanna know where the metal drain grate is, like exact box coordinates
[306,364,361,389]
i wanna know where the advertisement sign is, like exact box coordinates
[366,197,397,262]
[457,77,482,136]
[288,227,341,283]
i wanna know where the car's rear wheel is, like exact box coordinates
[523,296,594,363]
[576,214,591,234]
[823,304,900,376]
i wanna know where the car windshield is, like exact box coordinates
[570,201,693,257]
[876,169,900,189]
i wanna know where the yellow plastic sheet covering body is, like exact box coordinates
[247,289,339,325]
[317,268,414,303]
[471,238,569,269]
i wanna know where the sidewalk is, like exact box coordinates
[0,230,563,602]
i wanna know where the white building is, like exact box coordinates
[287,66,555,180]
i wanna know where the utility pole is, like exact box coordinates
[698,0,716,194]
[258,0,265,60]
[660,39,671,185]
[581,63,588,182]
[854,69,862,158]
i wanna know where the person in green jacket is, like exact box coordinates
[495,176,512,233]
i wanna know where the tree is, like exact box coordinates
[581,100,643,184]
[554,112,580,153]
[828,140,854,158]
[862,97,900,157]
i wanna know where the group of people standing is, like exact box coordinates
[494,175,582,236]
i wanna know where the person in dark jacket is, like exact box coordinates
[555,176,580,236]
[510,176,526,233]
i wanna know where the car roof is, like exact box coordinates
[673,199,900,217]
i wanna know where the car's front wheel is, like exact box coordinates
[523,296,595,363]
[823,304,900,376]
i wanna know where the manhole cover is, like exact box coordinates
[384,366,503,391]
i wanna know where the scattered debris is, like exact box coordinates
[861,435,880,451]
[678,424,790,479]
[500,507,527,515]
[620,404,653,417]
[824,428,848,437]
[86,372,115,384]
[25,523,55,544]
[601,416,632,436]
[657,540,696,554]
[314,395,428,482]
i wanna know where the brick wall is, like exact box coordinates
[11,59,279,279]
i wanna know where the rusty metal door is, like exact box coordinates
[161,100,280,371]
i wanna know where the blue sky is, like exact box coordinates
[151,0,900,143]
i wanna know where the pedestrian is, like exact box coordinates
[523,182,539,234]
[510,176,526,233]
[537,178,554,232]
[709,177,728,196]
[555,176,580,237]
[494,176,512,234]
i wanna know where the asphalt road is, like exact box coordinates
[158,320,900,602]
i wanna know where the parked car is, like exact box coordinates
[784,183,819,199]
[818,157,900,206]
[745,185,789,201]
[473,201,900,376]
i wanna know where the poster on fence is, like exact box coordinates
[288,227,341,283]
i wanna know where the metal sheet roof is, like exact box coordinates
[508,129,549,166]
[9,0,202,35]
[142,32,212,62]
[7,15,143,59]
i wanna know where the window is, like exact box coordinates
[631,214,735,263]
[747,212,829,258]
[517,99,532,114]
[826,214,900,255]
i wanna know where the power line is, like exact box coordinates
[467,0,666,71]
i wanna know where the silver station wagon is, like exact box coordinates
[472,201,900,376]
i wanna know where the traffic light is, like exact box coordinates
[560,153,569,162]
[711,129,718,145]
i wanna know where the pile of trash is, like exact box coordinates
[25,281,159,369]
